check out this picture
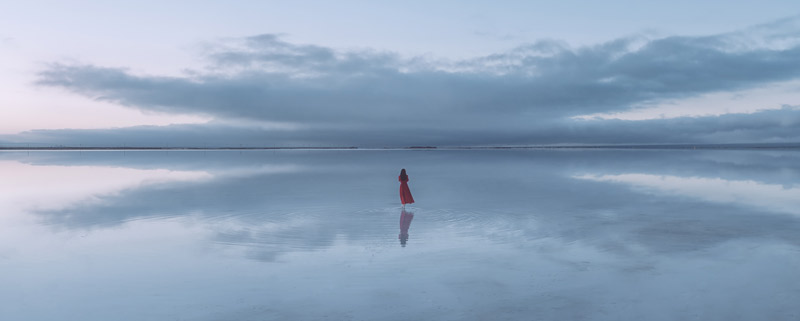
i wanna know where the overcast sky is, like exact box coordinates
[2,1,800,147]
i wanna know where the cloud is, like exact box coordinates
[576,173,800,216]
[543,105,800,145]
[25,17,800,146]
[4,106,800,147]
[22,148,800,258]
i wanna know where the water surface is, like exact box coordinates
[2,150,799,320]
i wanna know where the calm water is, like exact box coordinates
[2,149,799,320]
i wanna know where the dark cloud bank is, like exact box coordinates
[6,106,800,147]
[8,17,800,147]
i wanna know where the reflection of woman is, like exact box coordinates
[398,168,415,208]
[399,209,414,247]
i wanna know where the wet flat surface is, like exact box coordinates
[1,149,799,320]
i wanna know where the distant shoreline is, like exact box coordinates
[0,146,359,151]
[2,143,800,151]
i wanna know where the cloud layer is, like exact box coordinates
[19,17,800,146]
[5,106,800,147]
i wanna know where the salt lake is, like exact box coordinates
[1,149,799,320]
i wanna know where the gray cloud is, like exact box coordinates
[4,106,800,147]
[23,149,800,259]
[24,17,800,146]
[539,105,800,145]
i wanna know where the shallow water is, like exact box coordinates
[2,149,799,320]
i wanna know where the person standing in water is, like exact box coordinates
[399,168,415,208]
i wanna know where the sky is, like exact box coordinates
[1,1,800,147]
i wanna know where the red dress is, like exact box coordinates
[399,176,415,205]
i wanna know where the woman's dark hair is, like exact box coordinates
[400,168,408,181]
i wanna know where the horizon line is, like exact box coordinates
[2,142,800,151]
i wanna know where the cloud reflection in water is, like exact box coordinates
[12,149,800,259]
[576,173,800,216]
[2,150,800,320]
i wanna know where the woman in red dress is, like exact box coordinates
[398,168,415,208]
